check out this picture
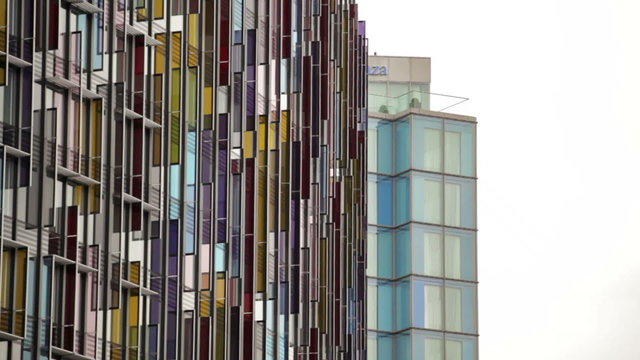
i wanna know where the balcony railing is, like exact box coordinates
[369,90,468,115]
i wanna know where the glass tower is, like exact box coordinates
[0,0,368,359]
[366,56,478,360]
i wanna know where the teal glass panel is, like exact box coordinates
[395,226,410,277]
[368,331,412,360]
[411,224,444,278]
[377,332,394,359]
[412,115,443,172]
[445,228,477,281]
[394,118,410,173]
[214,243,226,272]
[445,120,476,177]
[368,278,410,332]
[396,331,411,360]
[395,173,410,225]
[411,172,443,225]
[395,278,410,330]
[444,176,476,229]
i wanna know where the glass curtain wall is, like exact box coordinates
[367,111,478,360]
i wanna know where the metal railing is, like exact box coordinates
[369,90,469,115]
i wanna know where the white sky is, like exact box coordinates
[359,0,640,358]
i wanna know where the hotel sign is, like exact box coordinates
[368,66,388,76]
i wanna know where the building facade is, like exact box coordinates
[366,56,478,359]
[0,0,368,359]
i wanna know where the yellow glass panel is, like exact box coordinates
[89,184,100,213]
[112,309,122,344]
[171,32,182,69]
[171,69,181,112]
[268,123,277,149]
[129,295,139,326]
[154,34,166,74]
[170,113,180,164]
[257,167,266,239]
[256,243,265,292]
[1,250,9,309]
[91,100,102,157]
[203,87,213,115]
[215,276,225,299]
[258,123,266,151]
[16,249,27,309]
[244,131,254,158]
[153,0,163,19]
[74,185,83,207]
[200,292,211,316]
[281,111,289,143]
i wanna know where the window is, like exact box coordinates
[367,118,393,174]
[444,130,461,175]
[412,116,442,172]
[413,279,477,334]
[412,278,443,330]
[413,330,478,360]
[411,172,442,225]
[445,120,475,176]
[445,229,476,281]
[412,227,443,277]
[445,176,476,229]
[367,278,410,332]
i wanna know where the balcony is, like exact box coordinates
[53,141,101,186]
[0,122,30,157]
[369,90,468,116]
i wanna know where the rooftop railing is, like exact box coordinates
[369,90,468,115]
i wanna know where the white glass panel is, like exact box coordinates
[368,128,378,173]
[367,232,378,277]
[425,128,442,172]
[445,287,462,332]
[446,340,463,360]
[426,285,443,330]
[367,283,378,329]
[445,235,461,279]
[445,131,461,175]
[426,232,443,277]
[425,179,442,224]
[444,183,461,227]
[427,338,443,360]
[367,336,378,360]
[368,179,377,223]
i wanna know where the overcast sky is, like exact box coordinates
[359,0,640,358]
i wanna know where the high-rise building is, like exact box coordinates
[0,0,368,359]
[366,56,478,359]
